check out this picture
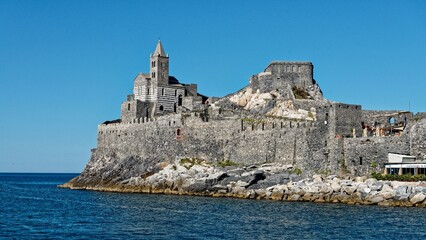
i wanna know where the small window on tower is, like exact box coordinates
[161,88,165,96]
[147,88,150,95]
[127,103,130,111]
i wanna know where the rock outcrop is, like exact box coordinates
[61,159,426,207]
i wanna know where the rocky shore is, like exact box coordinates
[61,159,426,207]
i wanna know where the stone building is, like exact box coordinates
[120,41,205,123]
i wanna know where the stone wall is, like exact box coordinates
[264,62,314,88]
[410,119,426,160]
[328,103,362,137]
[97,113,332,176]
[362,110,411,129]
[343,135,410,176]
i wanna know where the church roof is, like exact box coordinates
[168,76,180,84]
[153,40,166,57]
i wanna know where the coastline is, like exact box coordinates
[60,161,426,208]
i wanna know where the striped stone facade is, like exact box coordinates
[121,41,200,123]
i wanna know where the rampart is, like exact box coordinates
[97,113,332,175]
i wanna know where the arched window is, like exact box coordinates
[174,89,177,96]
[161,88,165,96]
[127,103,130,111]
[159,105,164,111]
[173,103,177,113]
[147,88,150,95]
[178,95,183,106]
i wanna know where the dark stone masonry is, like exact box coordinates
[62,41,426,207]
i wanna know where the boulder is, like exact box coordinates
[342,185,357,195]
[236,180,250,188]
[395,186,411,201]
[410,193,426,204]
[312,174,323,183]
[330,182,341,192]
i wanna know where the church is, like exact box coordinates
[120,41,206,123]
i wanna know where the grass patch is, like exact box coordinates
[217,160,237,168]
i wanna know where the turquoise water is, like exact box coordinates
[1,173,426,239]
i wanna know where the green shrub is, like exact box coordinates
[294,168,302,175]
[292,86,310,99]
[179,158,205,169]
[371,172,426,182]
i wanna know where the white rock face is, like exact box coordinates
[227,87,316,120]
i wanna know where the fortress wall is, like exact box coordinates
[250,63,314,96]
[95,114,330,172]
[328,103,362,137]
[264,62,314,88]
[342,135,410,176]
[410,119,426,160]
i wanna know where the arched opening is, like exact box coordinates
[389,117,395,125]
[178,95,183,106]
[161,88,165,96]
[146,108,149,118]
[174,89,177,96]
[173,103,177,113]
[159,105,164,111]
[127,103,130,111]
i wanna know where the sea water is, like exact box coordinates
[1,173,426,239]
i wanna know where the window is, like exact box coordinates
[161,88,165,96]
[359,157,363,165]
[147,88,150,95]
[159,105,164,111]
[175,89,177,96]
[178,95,183,106]
[127,103,130,111]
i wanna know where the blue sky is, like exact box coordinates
[0,0,425,173]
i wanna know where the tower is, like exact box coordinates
[150,40,169,86]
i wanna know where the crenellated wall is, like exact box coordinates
[96,113,332,174]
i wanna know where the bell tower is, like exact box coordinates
[150,40,169,86]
